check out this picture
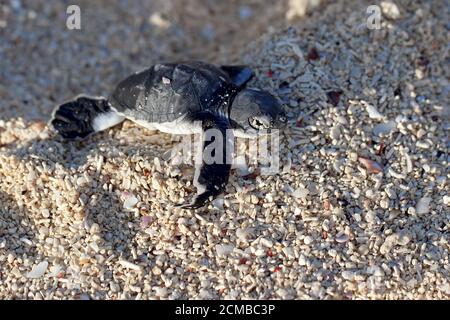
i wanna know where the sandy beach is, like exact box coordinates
[0,0,449,299]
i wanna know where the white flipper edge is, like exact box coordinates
[92,111,125,132]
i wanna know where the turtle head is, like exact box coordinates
[230,88,286,137]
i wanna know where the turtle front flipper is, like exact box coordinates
[220,65,253,88]
[179,112,233,210]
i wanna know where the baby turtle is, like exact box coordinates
[50,61,286,209]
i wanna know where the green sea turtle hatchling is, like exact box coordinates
[50,61,286,209]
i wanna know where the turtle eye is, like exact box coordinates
[279,116,287,123]
[249,117,265,129]
[252,118,263,128]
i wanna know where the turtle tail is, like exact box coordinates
[50,95,125,140]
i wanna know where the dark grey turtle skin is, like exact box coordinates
[50,61,286,209]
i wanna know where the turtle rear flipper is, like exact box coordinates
[178,112,233,210]
[50,95,124,140]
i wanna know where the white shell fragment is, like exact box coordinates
[123,195,139,209]
[366,104,384,120]
[303,236,313,245]
[260,237,273,247]
[402,148,413,173]
[416,197,432,215]
[443,196,450,206]
[119,260,142,271]
[330,126,341,140]
[373,121,396,136]
[380,234,398,255]
[381,1,401,19]
[211,198,224,210]
[48,264,62,277]
[292,187,309,199]
[335,234,350,243]
[149,12,170,29]
[216,244,234,257]
[388,167,406,180]
[26,261,48,279]
[236,228,250,241]
[20,237,33,246]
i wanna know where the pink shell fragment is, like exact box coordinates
[358,156,383,174]
[140,216,153,229]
